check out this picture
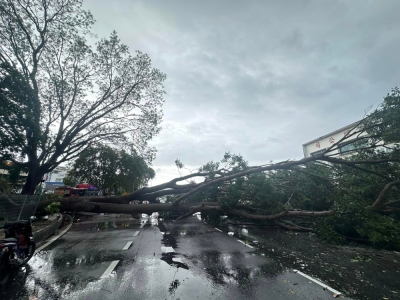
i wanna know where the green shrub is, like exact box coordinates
[44,202,61,215]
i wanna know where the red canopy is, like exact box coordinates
[75,183,93,189]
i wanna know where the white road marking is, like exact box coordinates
[122,241,132,250]
[215,228,222,232]
[133,231,140,236]
[293,269,342,295]
[100,260,120,279]
[237,240,254,248]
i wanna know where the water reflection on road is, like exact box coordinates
[0,215,348,300]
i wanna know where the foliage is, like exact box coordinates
[173,134,400,250]
[221,152,248,172]
[0,0,166,194]
[62,176,77,188]
[0,160,27,192]
[201,210,222,226]
[174,159,184,169]
[117,150,155,191]
[314,219,344,244]
[350,255,371,263]
[64,145,154,194]
[357,212,400,250]
[366,87,400,146]
[0,62,37,154]
[44,202,61,215]
[0,176,10,194]
[43,193,64,201]
[317,151,400,249]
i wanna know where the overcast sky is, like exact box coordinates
[83,0,400,185]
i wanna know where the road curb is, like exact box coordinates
[34,214,73,254]
[32,213,63,243]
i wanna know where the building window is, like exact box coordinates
[339,143,356,154]
[310,148,327,157]
[339,140,366,154]
[55,178,63,182]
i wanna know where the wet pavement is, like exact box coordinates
[1,215,349,299]
[222,222,400,299]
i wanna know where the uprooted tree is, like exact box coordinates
[31,88,400,249]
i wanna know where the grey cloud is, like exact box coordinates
[83,0,400,179]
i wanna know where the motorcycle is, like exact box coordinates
[0,218,36,285]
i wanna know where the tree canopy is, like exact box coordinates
[0,62,37,154]
[63,145,155,195]
[0,0,166,194]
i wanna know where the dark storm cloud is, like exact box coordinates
[83,0,400,184]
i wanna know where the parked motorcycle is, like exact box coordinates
[0,219,36,285]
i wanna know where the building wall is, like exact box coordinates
[302,122,360,158]
[42,166,69,192]
[44,166,68,183]
[0,164,68,192]
[0,164,67,183]
[302,121,395,158]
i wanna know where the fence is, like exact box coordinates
[0,195,43,227]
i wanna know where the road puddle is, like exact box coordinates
[161,252,189,269]
[159,223,189,269]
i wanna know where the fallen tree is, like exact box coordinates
[4,89,400,249]
[32,152,398,225]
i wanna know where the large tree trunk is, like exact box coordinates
[21,169,43,195]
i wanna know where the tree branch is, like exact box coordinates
[371,180,400,208]
[226,209,333,221]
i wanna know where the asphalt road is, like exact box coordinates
[1,215,348,299]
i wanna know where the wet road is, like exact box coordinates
[1,216,347,299]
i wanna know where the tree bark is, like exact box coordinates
[226,209,333,221]
[21,169,43,195]
[371,180,400,209]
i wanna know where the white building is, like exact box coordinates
[43,166,68,192]
[0,163,70,193]
[302,121,361,158]
[44,166,68,183]
[302,120,396,158]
